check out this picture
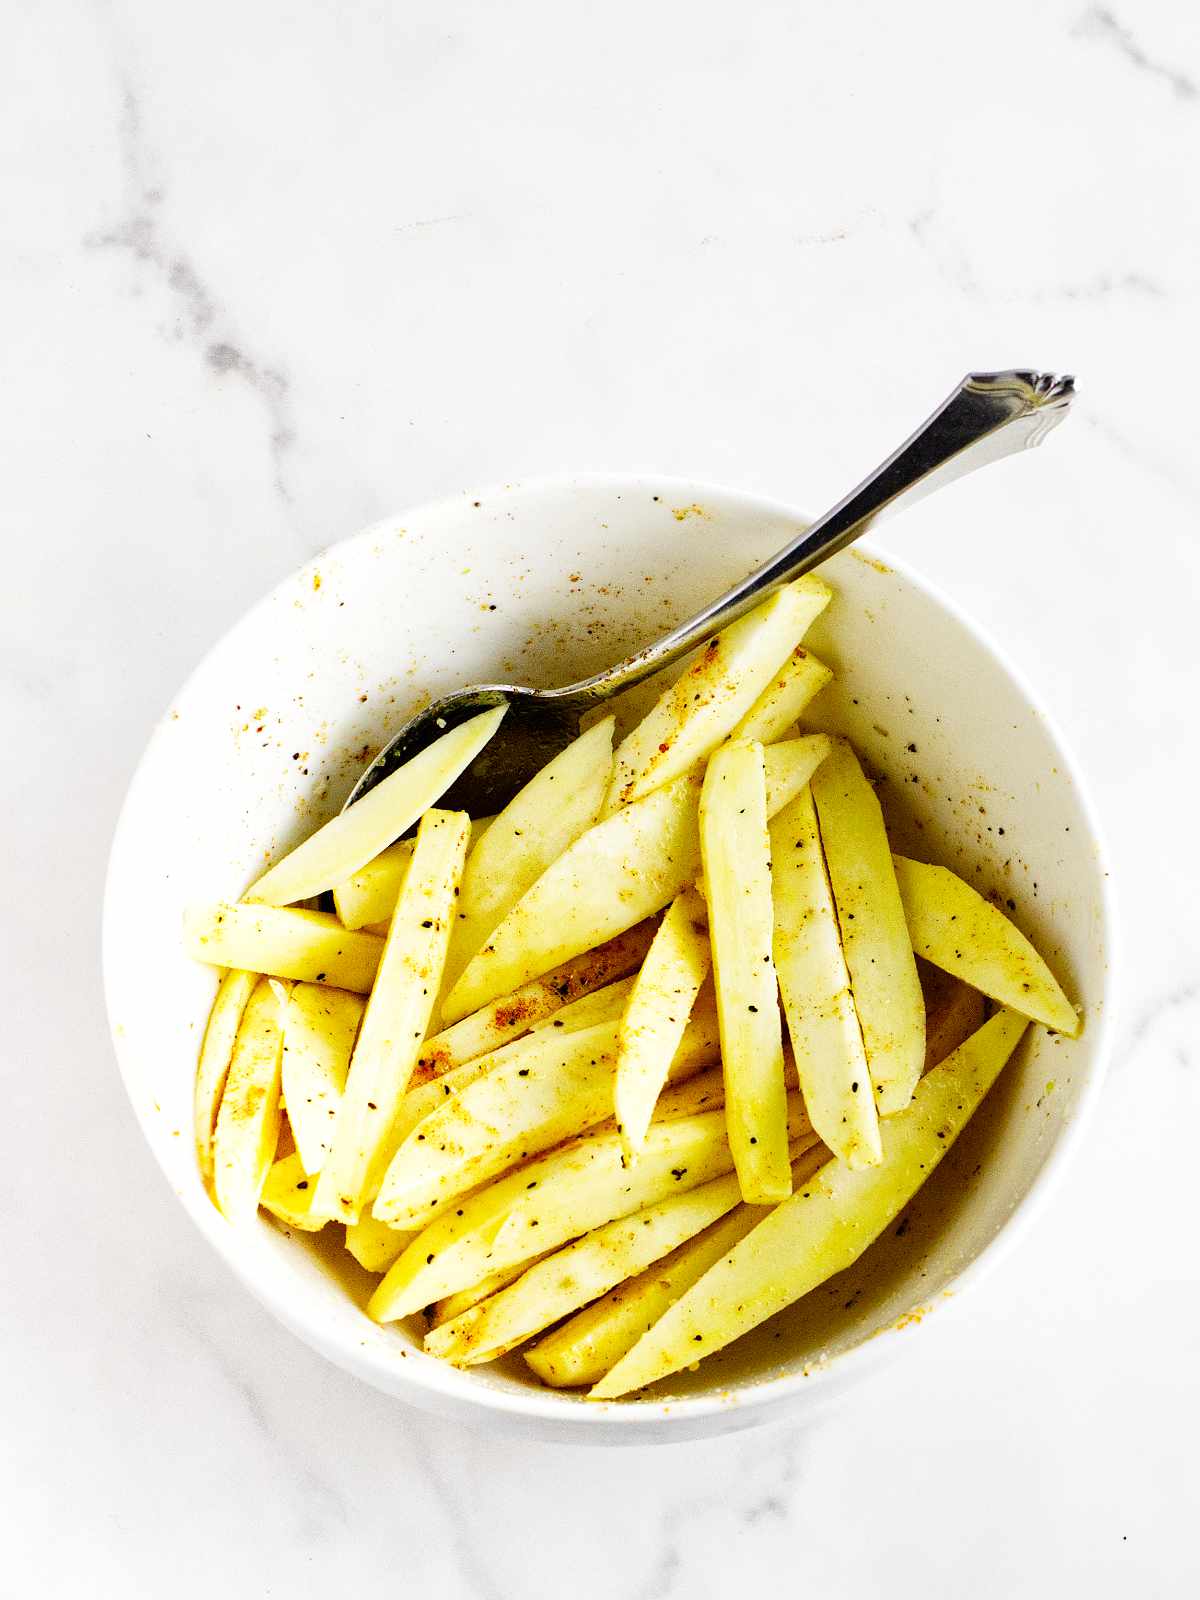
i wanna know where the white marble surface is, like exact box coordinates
[3,0,1199,1592]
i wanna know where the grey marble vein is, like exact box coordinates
[84,82,299,502]
[1074,7,1197,101]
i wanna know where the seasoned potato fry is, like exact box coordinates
[425,1170,750,1365]
[278,984,363,1176]
[194,968,258,1186]
[614,887,711,1160]
[345,1212,413,1274]
[530,976,636,1035]
[415,923,656,1080]
[605,577,831,811]
[444,736,831,1024]
[374,1021,621,1226]
[701,741,790,1203]
[592,1010,1028,1397]
[811,740,925,1114]
[333,817,492,932]
[730,645,833,744]
[313,810,469,1223]
[245,707,503,907]
[771,787,881,1168]
[428,1250,557,1329]
[260,1152,326,1231]
[525,1145,828,1388]
[893,856,1079,1035]
[443,718,615,989]
[212,978,286,1224]
[184,903,384,992]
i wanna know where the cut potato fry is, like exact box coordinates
[313,810,469,1223]
[260,1152,326,1231]
[443,718,615,990]
[333,816,493,932]
[810,740,925,1114]
[444,736,831,1024]
[614,887,711,1161]
[426,1170,750,1365]
[592,1010,1028,1397]
[245,706,503,907]
[771,787,881,1168]
[374,1020,622,1226]
[605,577,832,811]
[525,1144,828,1388]
[730,645,833,744]
[194,968,258,1186]
[184,903,384,993]
[429,1250,557,1329]
[701,741,790,1203]
[893,856,1079,1035]
[415,922,656,1080]
[212,978,286,1224]
[530,976,636,1036]
[279,985,363,1176]
[345,1213,413,1274]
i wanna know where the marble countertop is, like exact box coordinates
[4,1,1198,1593]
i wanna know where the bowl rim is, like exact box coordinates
[103,469,1118,1434]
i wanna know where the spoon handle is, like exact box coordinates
[556,370,1074,704]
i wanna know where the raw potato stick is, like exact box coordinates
[425,1171,751,1366]
[614,887,711,1160]
[443,718,615,989]
[313,809,469,1223]
[771,787,881,1168]
[729,645,834,744]
[444,736,831,1023]
[345,1213,413,1274]
[194,968,258,1185]
[415,923,656,1079]
[530,976,636,1035]
[212,978,286,1224]
[260,1152,326,1231]
[893,856,1079,1035]
[700,741,791,1203]
[810,740,925,1114]
[605,577,831,811]
[525,1144,828,1388]
[591,1010,1028,1398]
[184,903,384,992]
[278,984,364,1176]
[245,707,503,907]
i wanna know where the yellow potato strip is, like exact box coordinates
[184,903,384,992]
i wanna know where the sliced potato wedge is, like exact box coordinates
[591,1010,1028,1397]
[443,718,615,989]
[524,1144,827,1388]
[184,903,384,992]
[345,1212,413,1274]
[194,968,258,1186]
[444,735,831,1024]
[730,645,833,744]
[414,922,656,1080]
[279,984,363,1176]
[425,1170,748,1365]
[810,740,925,1114]
[313,810,469,1223]
[212,978,286,1224]
[374,1021,621,1227]
[260,1152,326,1231]
[771,787,881,1168]
[333,816,494,932]
[530,976,636,1036]
[605,577,831,810]
[428,1250,556,1329]
[700,741,790,1203]
[245,707,503,907]
[614,887,711,1161]
[893,856,1079,1035]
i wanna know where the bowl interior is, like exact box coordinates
[104,476,1111,1430]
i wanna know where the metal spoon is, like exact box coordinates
[345,369,1073,816]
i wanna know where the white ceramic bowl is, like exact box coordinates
[104,475,1115,1443]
